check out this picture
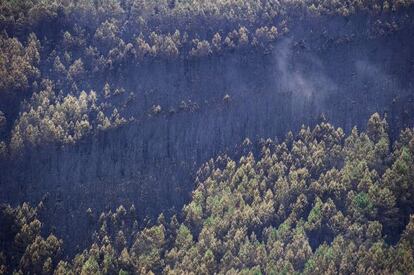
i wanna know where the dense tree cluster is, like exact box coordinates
[0,32,40,95]
[1,0,413,37]
[0,203,63,275]
[1,113,414,274]
[9,80,127,153]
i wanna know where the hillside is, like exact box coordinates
[0,0,414,274]
[2,114,414,274]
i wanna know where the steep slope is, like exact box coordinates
[2,114,414,274]
[1,19,414,252]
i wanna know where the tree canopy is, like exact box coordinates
[1,113,414,274]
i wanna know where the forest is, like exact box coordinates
[2,114,414,274]
[0,0,414,274]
